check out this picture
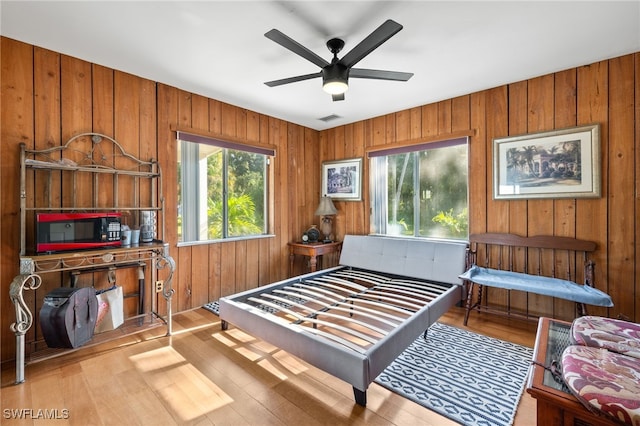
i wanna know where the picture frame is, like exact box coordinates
[493,124,601,200]
[321,157,362,201]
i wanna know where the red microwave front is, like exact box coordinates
[36,212,122,253]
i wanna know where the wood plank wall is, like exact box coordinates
[0,35,638,363]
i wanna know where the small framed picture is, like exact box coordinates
[493,124,601,199]
[321,158,362,201]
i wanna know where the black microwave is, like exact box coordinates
[36,212,122,253]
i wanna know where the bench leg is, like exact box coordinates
[463,282,476,325]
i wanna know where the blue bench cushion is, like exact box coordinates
[459,265,613,307]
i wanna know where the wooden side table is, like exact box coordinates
[527,317,618,426]
[288,241,342,276]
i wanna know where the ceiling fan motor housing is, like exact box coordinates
[322,63,349,94]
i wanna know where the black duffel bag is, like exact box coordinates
[40,287,97,348]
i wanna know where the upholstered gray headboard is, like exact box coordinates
[339,234,467,285]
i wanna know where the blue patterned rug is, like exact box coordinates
[375,322,533,426]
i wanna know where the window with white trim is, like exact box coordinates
[177,131,272,243]
[369,137,469,240]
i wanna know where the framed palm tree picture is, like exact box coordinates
[493,124,601,200]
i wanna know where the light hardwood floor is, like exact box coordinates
[1,306,538,425]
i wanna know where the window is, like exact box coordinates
[177,131,272,243]
[369,137,468,240]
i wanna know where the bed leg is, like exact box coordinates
[221,320,228,330]
[353,387,367,406]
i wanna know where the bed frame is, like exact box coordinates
[219,235,468,406]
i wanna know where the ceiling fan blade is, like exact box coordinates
[350,68,413,81]
[339,19,403,69]
[265,29,329,68]
[264,72,322,87]
[332,93,345,102]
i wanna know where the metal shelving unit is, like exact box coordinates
[10,133,175,384]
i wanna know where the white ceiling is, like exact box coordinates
[2,1,639,131]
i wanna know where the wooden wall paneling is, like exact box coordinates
[370,116,386,146]
[246,110,261,143]
[332,126,346,240]
[91,64,115,211]
[576,61,609,319]
[484,86,509,309]
[304,127,318,235]
[177,246,192,312]
[220,102,237,138]
[485,86,509,233]
[31,48,64,347]
[421,103,439,139]
[191,244,210,308]
[526,74,556,318]
[506,81,529,236]
[395,109,412,141]
[246,111,266,287]
[437,100,452,134]
[208,243,222,303]
[174,89,194,310]
[258,237,271,286]
[220,242,236,298]
[451,96,470,132]
[234,240,247,294]
[351,121,366,236]
[245,239,260,291]
[114,71,144,316]
[182,94,211,309]
[269,117,286,284]
[156,83,180,316]
[56,56,94,316]
[362,119,375,235]
[30,48,60,254]
[259,115,273,285]
[505,80,529,314]
[409,107,422,140]
[236,108,247,140]
[468,92,487,235]
[61,55,93,209]
[1,38,34,361]
[606,55,635,319]
[138,76,157,319]
[288,123,302,252]
[552,69,579,319]
[385,113,396,144]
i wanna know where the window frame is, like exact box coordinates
[368,136,469,240]
[176,130,275,245]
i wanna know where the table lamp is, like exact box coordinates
[315,196,338,242]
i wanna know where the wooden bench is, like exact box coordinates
[460,233,613,325]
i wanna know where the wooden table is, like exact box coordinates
[527,317,618,426]
[288,241,342,276]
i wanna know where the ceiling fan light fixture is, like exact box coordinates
[323,80,348,95]
[322,65,349,95]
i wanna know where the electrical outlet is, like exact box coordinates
[155,280,164,293]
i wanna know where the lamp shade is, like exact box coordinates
[315,196,337,216]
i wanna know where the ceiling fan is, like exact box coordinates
[264,19,413,101]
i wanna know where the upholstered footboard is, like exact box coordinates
[219,235,467,406]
